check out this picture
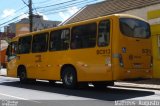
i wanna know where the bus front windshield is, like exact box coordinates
[120,18,150,38]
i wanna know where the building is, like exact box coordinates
[5,15,61,36]
[150,11,160,78]
[0,15,61,68]
[61,0,160,78]
[62,0,160,25]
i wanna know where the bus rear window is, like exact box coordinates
[120,18,150,38]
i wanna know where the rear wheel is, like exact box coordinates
[62,67,77,89]
[18,67,27,83]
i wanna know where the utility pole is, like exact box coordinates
[29,0,33,32]
[22,0,33,32]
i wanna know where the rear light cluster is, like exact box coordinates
[106,57,111,67]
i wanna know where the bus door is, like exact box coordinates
[6,42,18,77]
[32,33,49,79]
[119,18,151,70]
[33,53,48,79]
[17,36,37,79]
[70,20,112,81]
[96,19,112,80]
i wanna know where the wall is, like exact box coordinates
[122,3,160,23]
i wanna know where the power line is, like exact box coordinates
[35,0,102,12]
[36,0,78,9]
[21,0,29,6]
[0,6,27,21]
[0,12,28,28]
[33,0,93,15]
[28,0,33,32]
[38,0,95,14]
[37,0,86,12]
[0,0,98,30]
[32,4,46,30]
[0,16,21,26]
[33,0,53,4]
[14,6,27,13]
[21,0,33,32]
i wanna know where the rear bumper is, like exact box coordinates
[114,68,153,80]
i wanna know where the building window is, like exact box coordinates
[71,23,97,49]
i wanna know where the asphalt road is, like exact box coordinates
[0,76,160,106]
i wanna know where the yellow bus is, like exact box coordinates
[6,14,152,89]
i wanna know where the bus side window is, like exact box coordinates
[32,33,48,53]
[71,23,96,49]
[7,42,18,61]
[18,36,32,54]
[98,20,110,47]
[49,29,70,51]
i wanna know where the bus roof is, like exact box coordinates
[13,14,147,39]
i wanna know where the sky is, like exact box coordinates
[0,0,104,31]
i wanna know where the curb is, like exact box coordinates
[115,82,160,90]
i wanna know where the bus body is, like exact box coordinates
[6,14,152,88]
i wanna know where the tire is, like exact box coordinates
[18,67,27,83]
[62,67,77,89]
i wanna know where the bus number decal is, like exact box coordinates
[97,49,110,55]
[142,49,151,55]
[35,55,42,62]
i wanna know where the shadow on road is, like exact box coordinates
[0,80,154,101]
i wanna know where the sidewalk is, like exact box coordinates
[115,79,160,90]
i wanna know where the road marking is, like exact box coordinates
[0,92,41,103]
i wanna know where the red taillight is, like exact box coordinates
[119,54,124,67]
